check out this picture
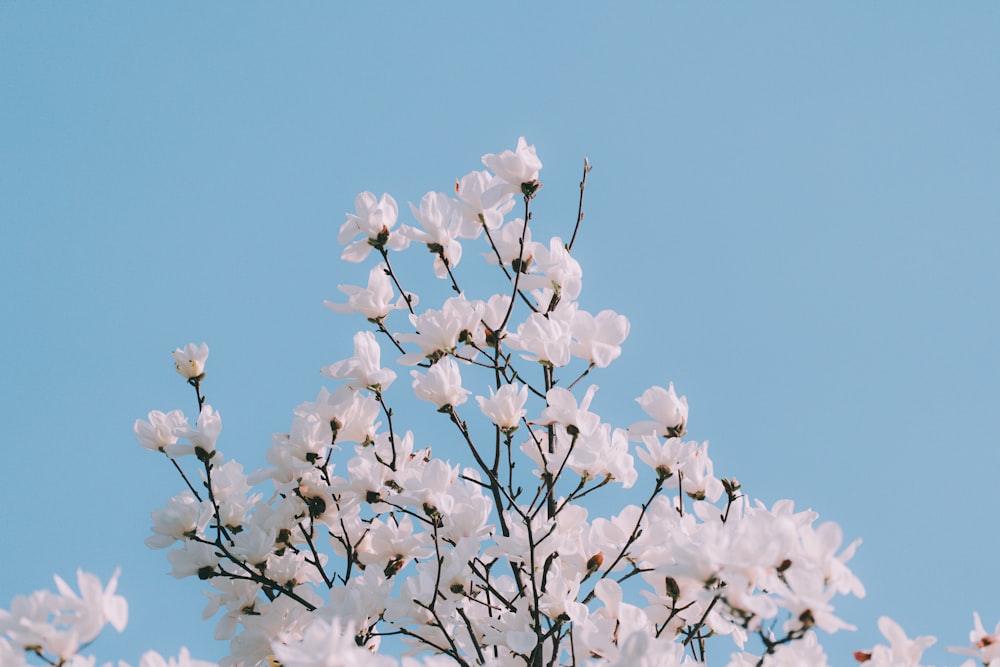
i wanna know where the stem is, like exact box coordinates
[374,319,408,358]
[374,389,398,470]
[456,606,486,665]
[499,197,533,334]
[565,363,594,391]
[446,406,523,522]
[681,593,721,649]
[582,478,664,604]
[543,364,556,519]
[397,627,448,653]
[297,518,334,589]
[483,223,539,316]
[566,157,591,253]
[677,472,685,518]
[436,247,462,295]
[188,376,206,413]
[168,455,203,502]
[525,514,546,667]
[378,247,415,316]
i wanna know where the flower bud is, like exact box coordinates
[664,576,681,601]
[172,342,209,380]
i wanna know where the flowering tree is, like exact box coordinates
[2,139,997,667]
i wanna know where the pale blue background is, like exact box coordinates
[2,4,998,665]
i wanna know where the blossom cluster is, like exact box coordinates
[128,139,995,667]
[0,569,212,667]
[5,139,994,667]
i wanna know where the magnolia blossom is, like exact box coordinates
[539,385,601,437]
[173,342,209,380]
[571,308,630,368]
[317,387,381,446]
[52,569,128,644]
[636,434,690,480]
[410,357,470,409]
[322,330,396,390]
[567,423,637,487]
[522,236,583,303]
[728,631,830,667]
[396,296,484,365]
[402,192,463,278]
[338,192,409,262]
[949,613,1000,664]
[325,263,411,322]
[167,541,221,580]
[776,565,856,635]
[506,304,575,367]
[475,293,512,344]
[484,217,538,271]
[453,169,515,234]
[146,491,206,549]
[630,383,689,438]
[134,409,188,455]
[476,382,528,431]
[173,404,222,458]
[854,616,937,666]
[0,570,129,665]
[482,136,542,194]
[272,618,395,667]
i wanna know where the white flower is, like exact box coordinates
[172,342,209,380]
[482,136,543,194]
[521,236,582,303]
[611,630,691,667]
[483,217,539,271]
[396,296,484,365]
[146,491,206,549]
[337,192,409,263]
[571,308,630,368]
[324,263,411,322]
[675,440,723,502]
[857,616,936,666]
[630,383,688,438]
[51,568,128,644]
[453,169,515,236]
[322,330,396,390]
[950,613,1000,663]
[401,192,463,278]
[568,425,637,488]
[134,409,188,455]
[506,304,575,367]
[167,541,221,580]
[173,404,222,459]
[539,385,601,436]
[272,617,394,667]
[410,357,469,410]
[476,383,528,431]
[476,293,512,346]
[727,631,829,667]
[295,386,380,446]
[776,564,855,635]
[636,434,690,480]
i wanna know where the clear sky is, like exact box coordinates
[1,3,998,665]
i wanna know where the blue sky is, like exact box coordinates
[1,3,998,665]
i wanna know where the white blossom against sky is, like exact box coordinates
[1,3,998,665]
